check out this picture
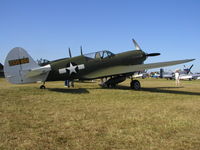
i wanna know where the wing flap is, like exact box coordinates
[83,59,195,79]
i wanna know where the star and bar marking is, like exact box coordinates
[58,63,85,75]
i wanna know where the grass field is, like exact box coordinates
[1,78,200,150]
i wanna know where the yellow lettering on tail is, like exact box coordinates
[8,58,29,66]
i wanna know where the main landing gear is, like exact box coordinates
[99,76,141,90]
[130,79,141,90]
[99,76,126,88]
[40,82,46,89]
[65,80,74,88]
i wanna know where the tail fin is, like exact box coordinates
[4,47,51,84]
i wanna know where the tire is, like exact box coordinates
[40,85,46,89]
[106,83,116,88]
[130,80,141,90]
[110,84,116,88]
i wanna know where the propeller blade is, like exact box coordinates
[188,64,194,74]
[146,53,160,57]
[68,48,72,58]
[132,38,141,50]
[189,64,194,70]
[132,38,160,57]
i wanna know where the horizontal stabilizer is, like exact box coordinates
[25,64,51,78]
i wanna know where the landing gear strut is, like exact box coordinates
[130,80,141,90]
[99,76,126,88]
[65,80,74,88]
[40,82,46,89]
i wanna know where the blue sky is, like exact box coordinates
[0,0,199,72]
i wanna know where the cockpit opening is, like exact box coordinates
[84,50,115,59]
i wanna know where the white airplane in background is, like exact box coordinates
[179,65,200,80]
[179,73,200,80]
[160,68,174,80]
[161,65,200,80]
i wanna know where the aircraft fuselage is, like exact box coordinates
[46,50,147,81]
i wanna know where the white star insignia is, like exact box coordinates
[58,63,85,75]
[66,63,77,75]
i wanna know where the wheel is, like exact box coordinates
[130,80,141,90]
[105,83,116,88]
[40,85,46,89]
[110,84,116,88]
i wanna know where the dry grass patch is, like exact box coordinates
[1,78,200,149]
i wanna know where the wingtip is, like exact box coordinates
[184,59,195,63]
[189,59,195,61]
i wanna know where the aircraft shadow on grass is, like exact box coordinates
[96,85,200,96]
[47,86,200,96]
[141,87,200,96]
[48,88,89,94]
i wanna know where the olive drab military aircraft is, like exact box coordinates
[4,39,194,90]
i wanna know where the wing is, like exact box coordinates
[83,59,195,79]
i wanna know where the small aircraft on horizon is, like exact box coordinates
[179,65,200,80]
[160,65,200,80]
[4,39,195,90]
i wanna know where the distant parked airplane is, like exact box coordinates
[179,65,200,80]
[160,65,200,80]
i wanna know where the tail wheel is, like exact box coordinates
[130,80,141,90]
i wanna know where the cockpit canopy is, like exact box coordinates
[84,50,115,59]
[37,58,50,66]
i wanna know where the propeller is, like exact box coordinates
[132,39,141,50]
[132,38,160,57]
[145,53,160,57]
[68,48,72,58]
[187,64,194,74]
[183,64,193,74]
[189,64,194,71]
